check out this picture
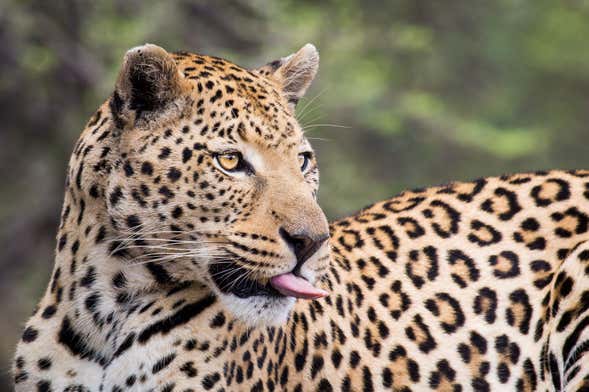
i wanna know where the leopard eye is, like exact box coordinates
[298,152,312,172]
[215,152,242,172]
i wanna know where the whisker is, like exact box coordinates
[302,123,351,130]
[296,88,327,122]
[300,113,325,129]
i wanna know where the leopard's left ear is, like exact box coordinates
[112,44,189,128]
[255,43,319,111]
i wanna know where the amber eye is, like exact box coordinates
[298,152,311,172]
[215,152,241,171]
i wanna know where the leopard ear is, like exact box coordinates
[112,44,186,127]
[256,43,319,111]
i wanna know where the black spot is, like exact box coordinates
[362,366,374,392]
[152,352,176,374]
[330,349,343,369]
[521,217,540,231]
[549,351,561,390]
[22,326,38,343]
[37,357,52,370]
[210,312,226,328]
[95,226,107,243]
[182,147,193,163]
[158,147,171,159]
[397,217,425,238]
[76,199,86,225]
[126,214,141,229]
[109,186,123,206]
[552,207,589,238]
[85,292,100,312]
[279,366,289,386]
[89,184,100,198]
[210,89,223,103]
[36,380,52,392]
[123,161,134,176]
[349,350,360,368]
[41,305,57,319]
[126,375,136,386]
[138,296,216,344]
[112,272,127,289]
[141,161,154,175]
[167,167,182,182]
[158,186,175,199]
[80,266,96,287]
[202,372,221,390]
[318,379,333,392]
[70,239,80,256]
[58,234,67,251]
[382,367,393,388]
[180,361,198,378]
[113,332,136,358]
[310,355,324,379]
[145,263,173,284]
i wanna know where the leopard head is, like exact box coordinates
[96,43,329,326]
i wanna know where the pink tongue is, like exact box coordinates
[270,273,328,300]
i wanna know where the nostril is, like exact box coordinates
[279,227,294,248]
[279,227,327,269]
[279,227,308,253]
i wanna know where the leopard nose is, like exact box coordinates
[279,227,329,269]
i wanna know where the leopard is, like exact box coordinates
[13,43,589,392]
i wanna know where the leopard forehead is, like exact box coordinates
[169,51,303,148]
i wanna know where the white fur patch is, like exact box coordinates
[218,293,295,327]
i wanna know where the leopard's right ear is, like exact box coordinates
[111,44,188,128]
[254,44,319,112]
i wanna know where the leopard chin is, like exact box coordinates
[218,293,296,327]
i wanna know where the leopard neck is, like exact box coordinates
[41,185,206,363]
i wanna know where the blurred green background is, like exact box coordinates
[3,0,589,387]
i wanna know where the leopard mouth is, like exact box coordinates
[209,259,282,298]
[209,257,327,299]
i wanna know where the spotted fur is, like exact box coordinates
[13,44,589,391]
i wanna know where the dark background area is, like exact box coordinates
[3,0,589,387]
